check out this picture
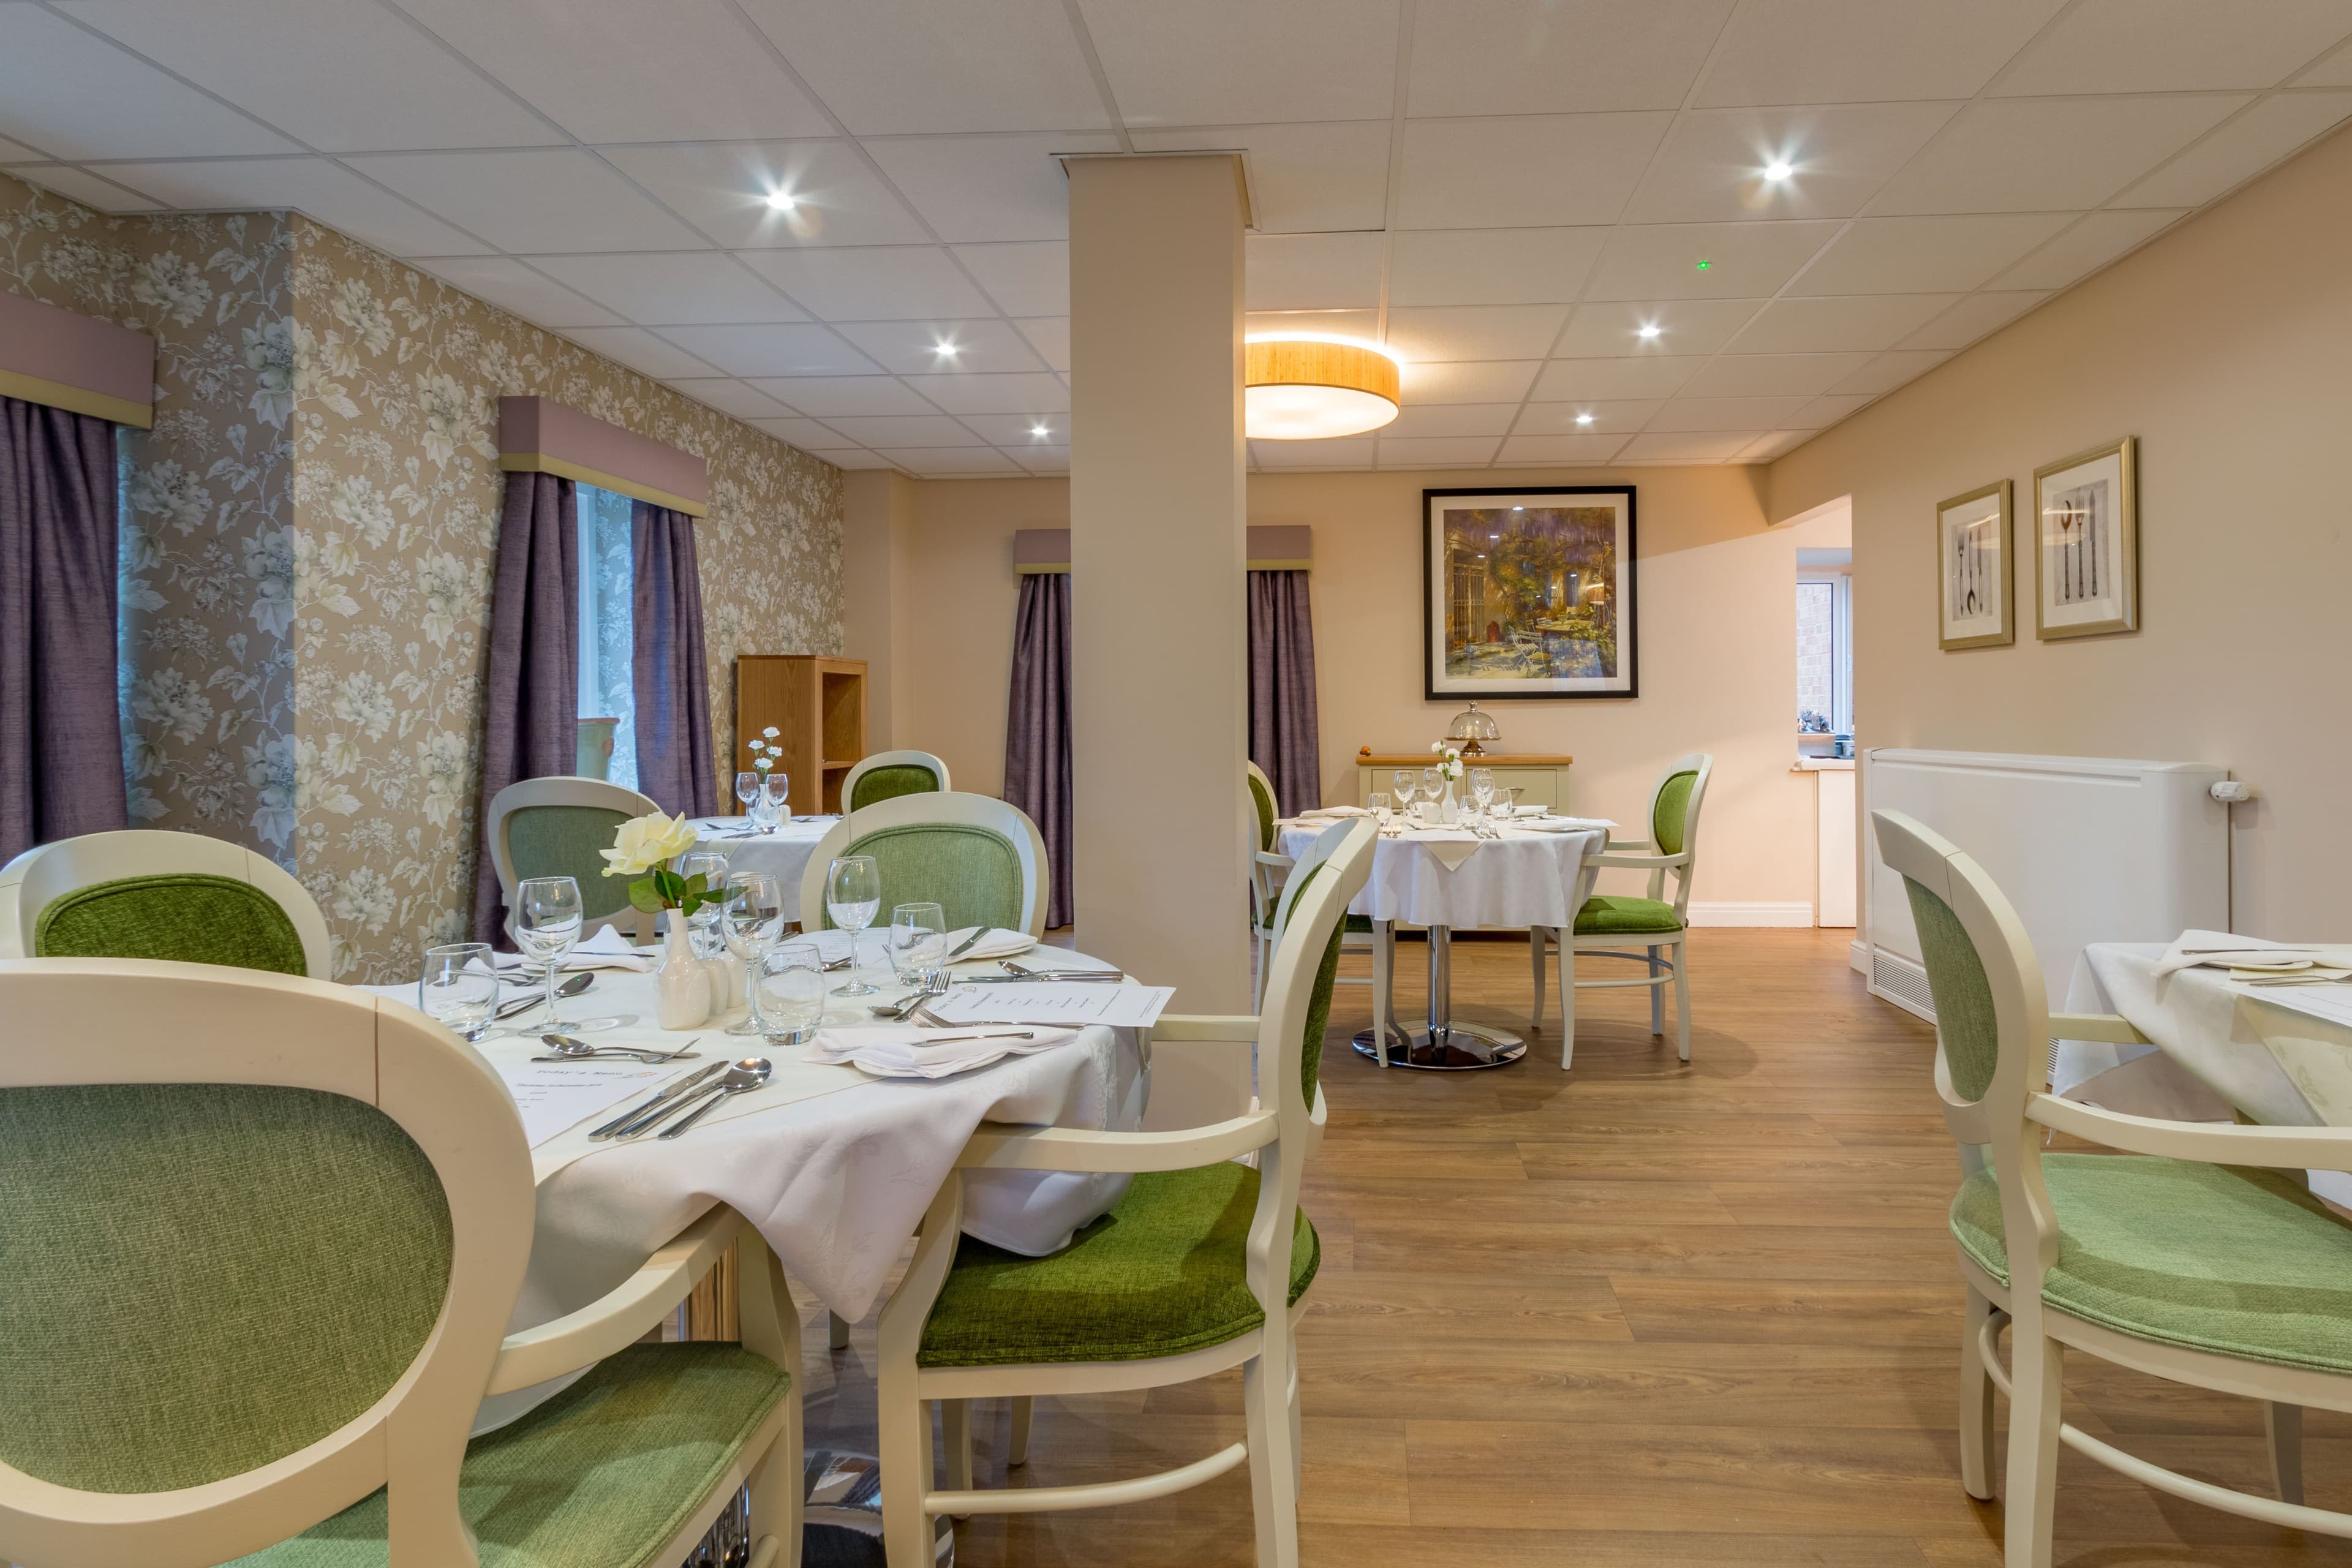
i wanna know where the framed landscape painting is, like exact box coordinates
[2034,437,2138,640]
[1424,487,1636,699]
[1936,479,2013,650]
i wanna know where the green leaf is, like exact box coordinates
[627,875,664,914]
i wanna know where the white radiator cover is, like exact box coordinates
[1862,748,2230,1021]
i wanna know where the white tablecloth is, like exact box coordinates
[687,815,838,902]
[2057,944,2315,1126]
[1277,821,1607,929]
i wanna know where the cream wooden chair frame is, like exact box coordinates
[0,830,333,976]
[485,775,663,942]
[1874,810,2352,1567]
[1531,752,1712,1069]
[842,750,952,813]
[871,819,1374,1568]
[0,957,804,1568]
[798,791,1049,939]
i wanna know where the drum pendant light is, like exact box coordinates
[1245,336,1402,440]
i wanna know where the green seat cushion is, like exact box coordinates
[849,764,941,812]
[228,1344,790,1568]
[1951,1154,2352,1375]
[918,1163,1320,1368]
[34,873,307,976]
[826,823,1023,935]
[1572,894,1683,935]
[506,805,638,923]
[1343,913,1373,934]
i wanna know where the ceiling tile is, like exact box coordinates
[1646,395,1812,431]
[1624,102,1959,224]
[1678,352,1871,397]
[9,164,162,213]
[902,374,1069,415]
[1387,228,1607,307]
[1825,349,1953,396]
[833,318,1047,375]
[1495,432,1629,462]
[1077,0,1400,126]
[1408,0,1735,116]
[1015,317,1071,372]
[1399,361,1541,404]
[1247,232,1385,311]
[558,326,721,380]
[864,132,1120,243]
[1131,122,1393,232]
[664,378,794,421]
[1693,0,2069,105]
[1741,430,1814,460]
[1400,114,1674,230]
[1789,213,2073,296]
[1010,444,1071,473]
[0,137,47,161]
[2304,37,2352,86]
[1991,209,2183,291]
[1869,96,2248,215]
[1725,293,1959,354]
[61,0,559,152]
[1374,435,1502,467]
[1555,298,1765,358]
[654,323,881,377]
[0,6,298,159]
[1586,221,1842,301]
[1511,400,1663,434]
[951,242,1067,317]
[1789,393,1876,428]
[1619,430,1762,461]
[600,141,929,250]
[823,415,987,447]
[1384,304,1569,362]
[413,257,621,328]
[345,149,707,253]
[739,246,993,321]
[1894,291,2049,352]
[961,412,1068,443]
[394,0,834,142]
[739,0,1110,135]
[746,377,937,417]
[748,416,851,449]
[807,448,895,470]
[2120,91,2352,208]
[879,445,1023,475]
[1252,436,1379,468]
[1248,309,1381,342]
[530,253,806,325]
[1996,0,2352,96]
[1529,356,1705,401]
[107,156,492,254]
[1382,404,1520,438]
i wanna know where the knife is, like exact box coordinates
[946,927,989,960]
[589,1061,726,1140]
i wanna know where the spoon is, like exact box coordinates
[869,986,946,1020]
[492,971,594,1020]
[656,1057,774,1139]
[535,1034,699,1063]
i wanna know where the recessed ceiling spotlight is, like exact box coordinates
[1512,505,1525,511]
[932,341,960,359]
[764,188,798,212]
[1030,423,1050,438]
[1637,324,1662,340]
[1575,413,1595,426]
[1763,160,1795,182]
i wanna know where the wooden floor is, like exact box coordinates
[797,928,2352,1566]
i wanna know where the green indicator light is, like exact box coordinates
[1695,260,1711,270]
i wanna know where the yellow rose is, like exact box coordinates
[600,810,700,876]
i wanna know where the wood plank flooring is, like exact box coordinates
[794,929,2352,1566]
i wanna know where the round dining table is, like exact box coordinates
[688,813,840,897]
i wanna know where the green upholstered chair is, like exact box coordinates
[1531,752,1711,1069]
[1245,759,1299,1009]
[1874,809,2352,1566]
[870,817,1374,1568]
[0,956,802,1568]
[487,776,663,943]
[842,750,952,814]
[798,791,1047,938]
[0,829,332,978]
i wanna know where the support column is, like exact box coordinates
[1068,154,1251,1011]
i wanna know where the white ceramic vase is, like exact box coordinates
[1439,780,1461,824]
[656,910,711,1030]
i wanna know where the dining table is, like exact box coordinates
[1278,810,1609,1071]
[688,813,840,898]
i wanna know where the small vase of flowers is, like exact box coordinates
[601,810,719,1028]
[745,728,785,828]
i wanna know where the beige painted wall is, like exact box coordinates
[1768,121,2352,940]
[849,464,1840,916]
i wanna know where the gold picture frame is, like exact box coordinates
[2034,436,2138,640]
[1936,479,2013,650]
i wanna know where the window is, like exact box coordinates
[576,484,637,790]
[1796,562,1852,737]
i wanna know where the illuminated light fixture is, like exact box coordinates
[1637,324,1662,340]
[1575,413,1594,426]
[763,188,798,212]
[1512,505,1525,511]
[1694,259,1711,270]
[1763,159,1795,182]
[932,341,960,359]
[1029,423,1050,438]
[1244,334,1401,439]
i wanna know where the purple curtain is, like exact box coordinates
[1247,568,1322,816]
[0,395,127,866]
[469,471,578,943]
[1003,571,1072,929]
[630,499,717,821]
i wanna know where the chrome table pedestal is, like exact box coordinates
[1352,920,1526,1070]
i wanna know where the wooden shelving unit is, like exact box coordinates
[734,655,867,815]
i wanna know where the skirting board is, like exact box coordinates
[1686,902,1814,928]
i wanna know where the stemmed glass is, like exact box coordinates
[1469,767,1496,828]
[1392,770,1417,827]
[1422,767,1444,821]
[826,854,882,997]
[514,876,584,1028]
[1368,791,1393,838]
[759,772,791,831]
[418,942,498,1042]
[735,771,760,823]
[752,941,827,1046]
[891,902,948,995]
[676,850,730,959]
[720,872,787,1035]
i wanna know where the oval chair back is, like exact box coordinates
[1244,760,1279,853]
[1263,818,1374,1125]
[487,777,663,942]
[799,791,1049,938]
[0,830,332,978]
[1645,752,1713,922]
[0,957,532,1568]
[842,750,951,815]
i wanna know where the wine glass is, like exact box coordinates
[514,876,584,1028]
[418,942,497,1041]
[735,771,759,821]
[1390,769,1416,817]
[891,902,948,994]
[760,771,791,831]
[826,854,882,997]
[675,850,729,959]
[1368,791,1393,838]
[753,941,827,1045]
[720,872,787,1035]
[1469,767,1496,826]
[1421,767,1444,821]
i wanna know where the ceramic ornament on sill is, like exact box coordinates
[600,810,716,1029]
[1428,743,1467,824]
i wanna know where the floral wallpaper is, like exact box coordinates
[0,171,843,983]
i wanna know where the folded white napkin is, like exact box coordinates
[1404,827,1482,872]
[1494,803,1548,818]
[502,924,650,973]
[804,1024,1079,1079]
[1298,805,1371,819]
[943,927,1037,961]
[2156,929,2352,978]
[1512,815,1616,835]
